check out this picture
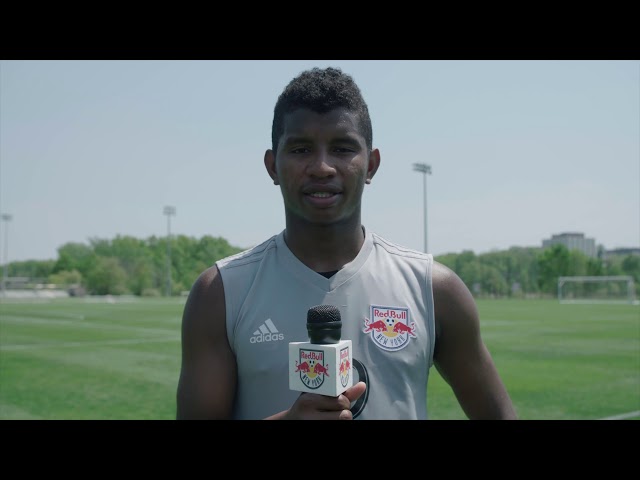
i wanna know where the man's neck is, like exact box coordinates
[283,221,365,273]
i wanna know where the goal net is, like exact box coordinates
[557,275,637,304]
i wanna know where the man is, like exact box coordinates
[176,66,517,420]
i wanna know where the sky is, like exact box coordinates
[1,60,639,263]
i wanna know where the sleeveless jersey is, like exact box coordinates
[216,228,436,420]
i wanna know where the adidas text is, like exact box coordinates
[250,332,284,343]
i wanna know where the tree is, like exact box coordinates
[621,255,640,281]
[481,264,508,297]
[85,257,129,295]
[7,259,55,279]
[48,269,82,286]
[537,244,570,295]
[53,243,96,278]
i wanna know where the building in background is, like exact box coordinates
[603,247,640,260]
[542,232,597,258]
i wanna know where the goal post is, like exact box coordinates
[557,275,637,304]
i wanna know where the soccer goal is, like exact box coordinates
[557,275,638,304]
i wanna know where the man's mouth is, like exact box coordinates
[307,192,337,198]
[303,189,342,208]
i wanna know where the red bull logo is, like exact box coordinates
[364,304,416,352]
[298,348,327,389]
[339,346,350,387]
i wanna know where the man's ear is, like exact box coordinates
[365,148,381,185]
[264,149,279,185]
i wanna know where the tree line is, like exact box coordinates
[4,236,639,298]
[437,244,639,298]
[5,235,243,296]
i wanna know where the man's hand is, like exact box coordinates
[267,382,367,420]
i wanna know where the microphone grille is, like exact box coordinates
[307,304,341,323]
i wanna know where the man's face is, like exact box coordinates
[265,108,378,226]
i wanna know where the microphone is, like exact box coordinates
[289,305,353,397]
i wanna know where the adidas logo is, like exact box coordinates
[250,318,284,343]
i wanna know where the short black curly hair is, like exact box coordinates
[271,67,373,153]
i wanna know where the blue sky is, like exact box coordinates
[1,60,638,263]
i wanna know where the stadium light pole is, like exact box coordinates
[412,163,432,253]
[163,206,176,297]
[1,214,12,296]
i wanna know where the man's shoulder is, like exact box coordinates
[431,260,473,303]
[216,234,279,271]
[370,232,432,262]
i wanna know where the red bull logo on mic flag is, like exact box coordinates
[363,305,416,352]
[295,348,328,389]
[339,346,351,388]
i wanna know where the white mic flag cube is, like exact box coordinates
[289,339,353,397]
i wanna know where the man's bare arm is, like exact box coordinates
[176,265,237,419]
[432,261,517,419]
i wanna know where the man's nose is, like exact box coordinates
[307,149,336,177]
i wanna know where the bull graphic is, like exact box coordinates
[295,361,311,373]
[314,363,330,376]
[364,317,388,333]
[393,321,417,337]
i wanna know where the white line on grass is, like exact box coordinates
[1,314,177,335]
[0,337,179,351]
[599,410,640,420]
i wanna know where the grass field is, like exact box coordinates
[0,297,638,420]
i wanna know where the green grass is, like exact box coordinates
[1,297,638,419]
[427,299,640,420]
[0,298,183,420]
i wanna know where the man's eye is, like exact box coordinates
[291,147,310,154]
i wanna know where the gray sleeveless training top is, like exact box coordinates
[216,227,436,420]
